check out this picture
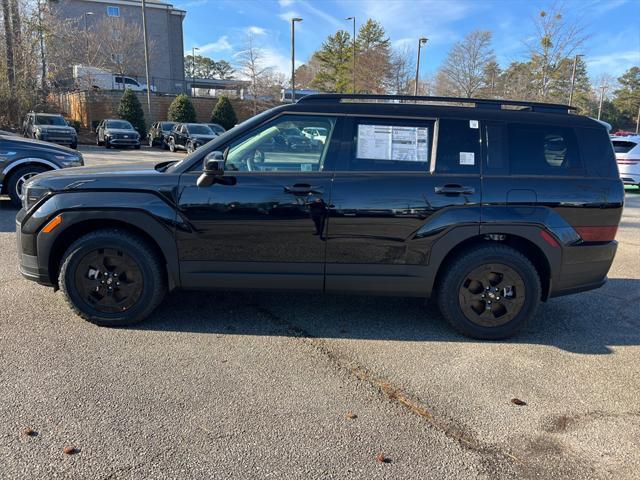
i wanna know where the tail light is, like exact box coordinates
[616,159,638,165]
[575,226,618,242]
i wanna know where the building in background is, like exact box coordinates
[51,0,186,93]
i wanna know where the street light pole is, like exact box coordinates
[290,17,302,103]
[346,16,356,93]
[191,46,199,97]
[568,53,583,107]
[140,0,152,120]
[83,12,94,64]
[414,37,427,96]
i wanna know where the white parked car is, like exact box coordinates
[611,135,640,187]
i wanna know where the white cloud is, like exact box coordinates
[586,50,640,77]
[297,0,343,29]
[193,36,232,54]
[246,26,267,35]
[278,0,295,6]
[278,10,301,22]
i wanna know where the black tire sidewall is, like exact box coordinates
[7,165,47,207]
[60,233,162,326]
[438,246,541,339]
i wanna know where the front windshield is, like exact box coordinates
[208,124,225,134]
[161,122,176,130]
[106,120,134,129]
[35,115,67,126]
[188,124,214,135]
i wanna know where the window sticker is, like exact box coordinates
[469,120,479,129]
[301,163,312,172]
[459,152,475,165]
[357,124,429,162]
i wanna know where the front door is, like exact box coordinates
[325,116,483,296]
[177,114,341,291]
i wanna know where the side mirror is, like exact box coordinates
[197,151,225,187]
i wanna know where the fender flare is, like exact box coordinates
[2,157,59,176]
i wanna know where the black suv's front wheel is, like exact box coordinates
[59,229,166,326]
[437,244,541,339]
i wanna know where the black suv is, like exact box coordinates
[1,133,84,207]
[168,123,216,153]
[22,112,78,149]
[15,94,623,339]
[148,121,176,149]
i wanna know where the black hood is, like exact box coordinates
[3,135,79,155]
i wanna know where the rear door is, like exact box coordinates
[325,116,482,296]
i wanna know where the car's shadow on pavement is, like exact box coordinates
[134,278,640,355]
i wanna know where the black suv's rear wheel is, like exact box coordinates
[59,229,166,327]
[7,165,47,208]
[437,244,541,339]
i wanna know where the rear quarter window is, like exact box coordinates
[576,127,619,178]
[508,124,583,175]
[435,119,481,174]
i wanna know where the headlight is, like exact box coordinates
[55,154,83,167]
[23,185,51,210]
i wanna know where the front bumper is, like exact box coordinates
[106,137,140,146]
[16,215,53,286]
[36,134,76,145]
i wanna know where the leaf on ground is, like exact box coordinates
[63,446,79,455]
[346,411,357,419]
[376,452,391,463]
[511,398,527,406]
[23,428,37,437]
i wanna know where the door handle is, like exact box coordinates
[434,184,475,195]
[284,184,324,195]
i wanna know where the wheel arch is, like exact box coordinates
[44,213,179,291]
[1,158,58,194]
[431,228,557,301]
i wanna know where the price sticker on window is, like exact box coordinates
[469,120,479,129]
[459,152,475,165]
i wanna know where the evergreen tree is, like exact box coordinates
[117,88,146,137]
[355,19,391,93]
[210,96,237,130]
[613,67,640,130]
[168,93,197,123]
[311,30,353,93]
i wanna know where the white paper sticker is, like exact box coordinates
[357,124,429,162]
[459,152,475,165]
[301,163,312,172]
[469,120,479,129]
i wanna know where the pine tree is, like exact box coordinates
[117,89,146,137]
[355,19,391,93]
[168,93,197,123]
[613,67,640,130]
[210,96,237,130]
[311,30,352,93]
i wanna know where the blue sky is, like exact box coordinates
[176,0,640,82]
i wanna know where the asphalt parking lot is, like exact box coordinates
[1,145,639,479]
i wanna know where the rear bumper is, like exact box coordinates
[550,241,618,298]
[620,174,640,185]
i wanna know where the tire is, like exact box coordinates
[436,244,541,340]
[134,144,141,150]
[168,138,176,152]
[70,142,77,150]
[7,165,48,208]
[161,138,168,150]
[96,136,102,146]
[148,136,154,147]
[186,141,193,154]
[59,229,166,327]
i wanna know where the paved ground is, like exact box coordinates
[0,147,638,479]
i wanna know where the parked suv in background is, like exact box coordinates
[148,121,176,149]
[22,112,78,149]
[611,135,640,187]
[15,94,623,339]
[96,119,141,149]
[1,133,83,206]
[168,123,216,153]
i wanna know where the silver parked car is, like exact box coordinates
[611,135,640,187]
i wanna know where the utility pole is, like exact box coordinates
[290,17,302,103]
[83,11,94,64]
[346,16,356,93]
[141,0,152,121]
[414,37,427,96]
[597,84,607,120]
[568,54,583,107]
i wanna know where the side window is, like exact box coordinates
[225,115,337,173]
[107,6,120,17]
[124,78,138,86]
[576,127,618,178]
[436,119,481,174]
[349,118,433,172]
[484,123,507,173]
[508,124,582,175]
[115,77,123,84]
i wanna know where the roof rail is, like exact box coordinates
[296,93,576,114]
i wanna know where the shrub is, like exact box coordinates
[210,96,238,131]
[168,93,197,123]
[117,89,146,137]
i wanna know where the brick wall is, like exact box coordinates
[51,91,258,129]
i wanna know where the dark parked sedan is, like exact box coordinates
[168,123,216,153]
[0,133,83,206]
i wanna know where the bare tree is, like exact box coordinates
[438,30,495,97]
[527,6,588,100]
[388,45,414,94]
[236,33,271,115]
[88,16,148,78]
